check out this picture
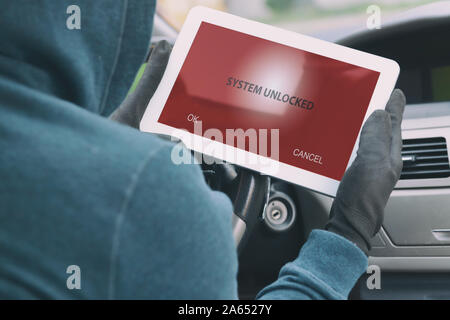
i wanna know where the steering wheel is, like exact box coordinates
[202,162,271,253]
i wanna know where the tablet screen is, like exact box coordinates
[158,22,380,181]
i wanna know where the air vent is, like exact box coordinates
[401,137,450,180]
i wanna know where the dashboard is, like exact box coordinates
[400,64,450,104]
[342,19,450,105]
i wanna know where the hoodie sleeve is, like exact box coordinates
[107,141,239,299]
[257,230,368,300]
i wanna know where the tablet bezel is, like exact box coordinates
[140,6,400,197]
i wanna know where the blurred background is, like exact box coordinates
[157,0,440,40]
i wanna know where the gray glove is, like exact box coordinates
[110,40,172,128]
[326,89,406,255]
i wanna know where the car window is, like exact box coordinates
[157,0,440,39]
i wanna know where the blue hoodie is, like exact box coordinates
[0,0,367,299]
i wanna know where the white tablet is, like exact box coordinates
[140,6,400,197]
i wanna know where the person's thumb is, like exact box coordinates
[110,40,172,128]
[355,109,392,165]
[386,89,406,170]
[142,40,172,97]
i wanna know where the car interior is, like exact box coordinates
[152,2,450,300]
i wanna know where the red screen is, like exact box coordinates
[158,22,380,180]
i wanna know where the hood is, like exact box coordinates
[0,0,156,116]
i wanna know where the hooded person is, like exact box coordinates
[0,0,405,299]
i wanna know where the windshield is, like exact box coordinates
[157,0,441,40]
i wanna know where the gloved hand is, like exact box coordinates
[109,40,172,128]
[326,89,406,256]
